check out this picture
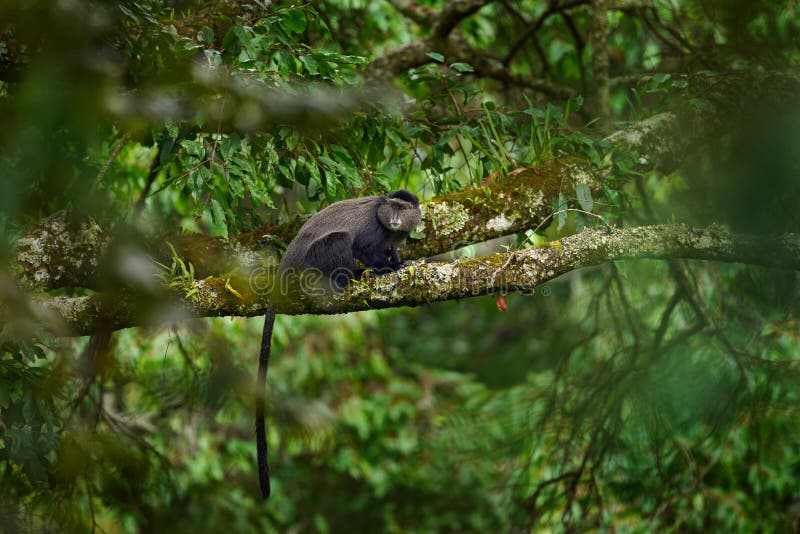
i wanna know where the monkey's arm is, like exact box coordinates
[388,246,401,266]
[355,246,399,272]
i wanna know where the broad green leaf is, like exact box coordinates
[576,183,593,212]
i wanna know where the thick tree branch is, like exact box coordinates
[14,211,110,291]
[11,159,595,291]
[20,224,800,336]
[603,110,711,172]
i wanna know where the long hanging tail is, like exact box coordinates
[256,306,275,500]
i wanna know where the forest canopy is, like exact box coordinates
[1,0,800,532]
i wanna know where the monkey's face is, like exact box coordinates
[383,199,421,232]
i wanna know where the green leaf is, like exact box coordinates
[324,171,338,199]
[117,4,139,24]
[164,120,180,140]
[449,62,474,73]
[649,72,671,91]
[219,134,241,159]
[209,199,228,237]
[426,52,445,63]
[229,176,245,198]
[199,26,214,45]
[303,159,322,189]
[317,156,336,169]
[299,55,319,74]
[181,139,205,158]
[313,51,367,65]
[575,183,593,212]
[282,9,307,34]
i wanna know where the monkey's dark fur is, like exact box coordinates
[257,190,421,499]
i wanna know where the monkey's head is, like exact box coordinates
[378,189,421,232]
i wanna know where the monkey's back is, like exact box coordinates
[279,196,384,272]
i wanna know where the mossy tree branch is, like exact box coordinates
[19,224,800,336]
